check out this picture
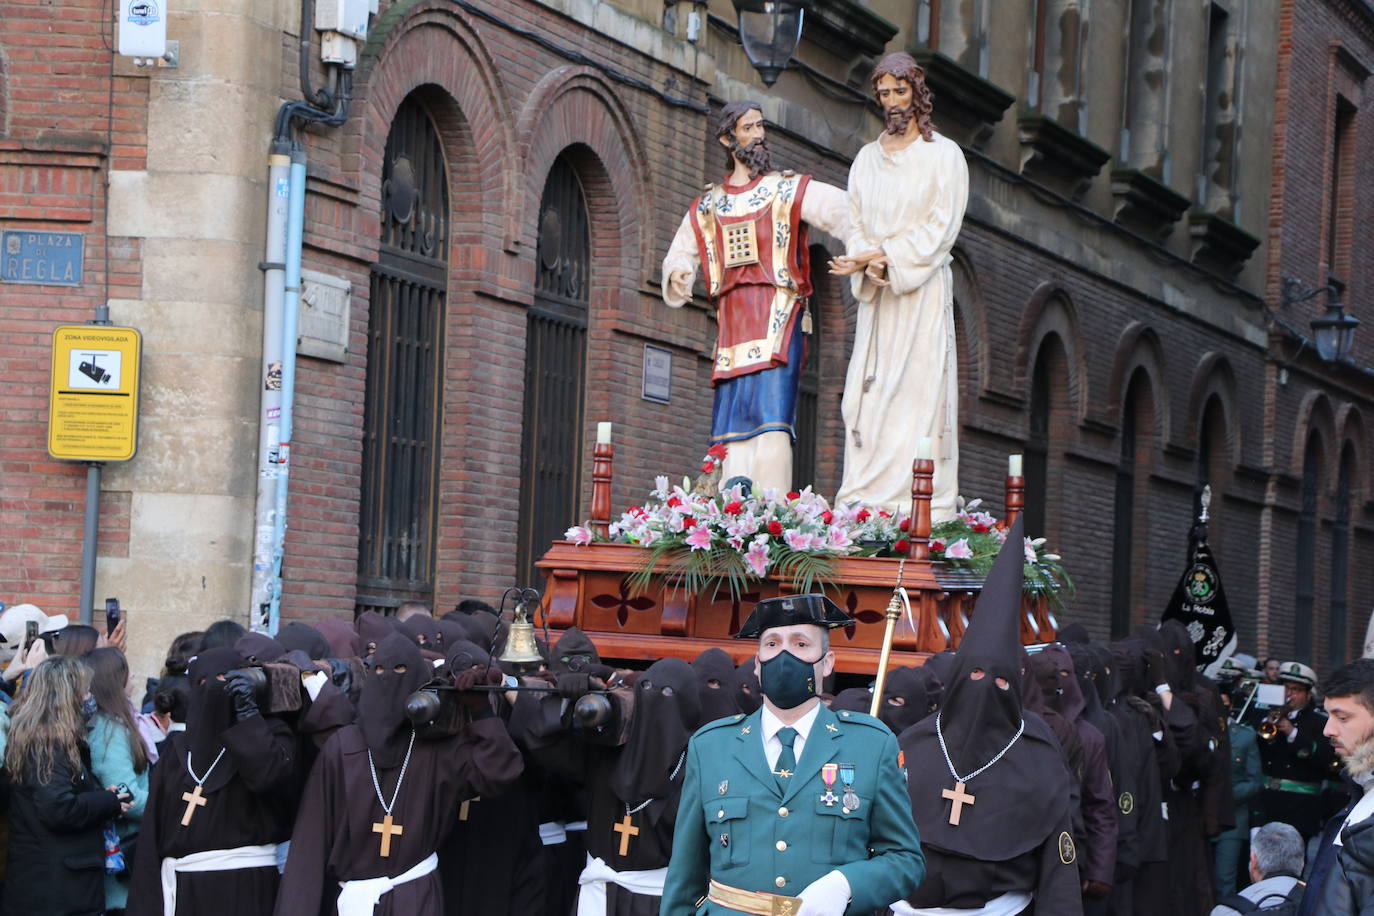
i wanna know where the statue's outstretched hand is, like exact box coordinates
[864,254,890,287]
[668,269,693,301]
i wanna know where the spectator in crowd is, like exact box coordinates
[140,631,203,714]
[200,619,248,650]
[86,647,151,913]
[0,604,67,667]
[1,656,129,916]
[1210,821,1305,914]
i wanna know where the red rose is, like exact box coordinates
[972,522,990,533]
[821,510,834,524]
[856,509,871,523]
[787,491,801,500]
[684,517,697,529]
[894,539,911,554]
[898,517,910,532]
[930,539,945,553]
[767,520,784,536]
[667,495,682,508]
[724,501,744,515]
[879,510,891,519]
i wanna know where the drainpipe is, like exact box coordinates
[266,145,309,634]
[249,141,292,631]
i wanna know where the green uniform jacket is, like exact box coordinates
[662,703,925,916]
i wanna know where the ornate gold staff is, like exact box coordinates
[869,558,910,718]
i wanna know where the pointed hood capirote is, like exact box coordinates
[186,648,244,769]
[610,657,699,807]
[933,517,1027,774]
[358,633,427,769]
[897,519,1074,866]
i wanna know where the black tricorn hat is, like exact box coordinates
[733,594,853,639]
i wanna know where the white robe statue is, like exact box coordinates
[835,133,969,521]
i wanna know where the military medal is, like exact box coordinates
[839,763,860,811]
[819,763,839,807]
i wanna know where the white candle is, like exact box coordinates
[596,421,612,445]
[1008,454,1023,477]
[916,436,933,459]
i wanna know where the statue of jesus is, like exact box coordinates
[829,53,969,521]
[662,102,847,494]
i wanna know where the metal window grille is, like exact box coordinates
[356,95,449,617]
[1294,434,1320,662]
[517,156,590,587]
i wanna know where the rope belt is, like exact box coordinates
[708,878,803,916]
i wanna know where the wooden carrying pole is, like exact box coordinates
[870,458,934,716]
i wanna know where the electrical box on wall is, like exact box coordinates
[117,0,168,57]
[316,0,369,39]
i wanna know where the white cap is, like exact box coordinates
[0,604,69,662]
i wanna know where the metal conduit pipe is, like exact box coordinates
[267,146,309,634]
[249,141,293,632]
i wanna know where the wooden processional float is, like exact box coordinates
[535,442,1058,676]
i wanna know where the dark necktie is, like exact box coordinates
[775,727,798,791]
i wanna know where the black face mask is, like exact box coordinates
[359,633,426,769]
[692,648,742,724]
[186,648,244,764]
[758,650,821,710]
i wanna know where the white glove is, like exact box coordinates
[797,869,851,916]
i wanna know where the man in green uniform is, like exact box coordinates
[662,595,925,916]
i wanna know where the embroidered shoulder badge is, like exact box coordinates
[1058,832,1076,865]
[1118,791,1134,815]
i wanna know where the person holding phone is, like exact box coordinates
[1,656,131,916]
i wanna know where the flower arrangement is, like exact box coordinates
[928,499,1074,605]
[565,482,1073,605]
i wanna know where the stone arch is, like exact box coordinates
[949,246,986,404]
[352,2,519,254]
[1015,282,1086,423]
[1105,322,1170,445]
[1185,352,1242,458]
[517,66,652,294]
[1293,389,1337,483]
[1336,403,1367,505]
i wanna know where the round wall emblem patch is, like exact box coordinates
[1058,831,1076,865]
[1118,791,1134,815]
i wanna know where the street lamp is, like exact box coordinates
[1282,275,1360,362]
[731,0,812,86]
[1310,282,1359,362]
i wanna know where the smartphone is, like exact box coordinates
[22,620,38,653]
[115,782,133,804]
[105,598,121,637]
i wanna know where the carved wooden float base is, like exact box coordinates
[537,542,1057,673]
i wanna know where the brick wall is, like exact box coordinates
[0,0,148,619]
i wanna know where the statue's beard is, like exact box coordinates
[884,104,916,136]
[730,139,773,179]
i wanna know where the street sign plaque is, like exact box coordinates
[48,325,142,462]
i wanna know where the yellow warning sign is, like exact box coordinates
[48,325,141,461]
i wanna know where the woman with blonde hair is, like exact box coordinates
[1,655,128,916]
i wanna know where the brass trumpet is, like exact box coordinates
[1259,705,1290,740]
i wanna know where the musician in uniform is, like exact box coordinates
[662,595,924,916]
[1256,661,1339,839]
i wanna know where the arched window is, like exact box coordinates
[357,93,449,616]
[792,245,827,491]
[1024,335,1067,541]
[1330,444,1355,667]
[1295,431,1323,662]
[517,154,591,586]
[1111,370,1154,636]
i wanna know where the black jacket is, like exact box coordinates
[1318,811,1374,915]
[0,745,122,916]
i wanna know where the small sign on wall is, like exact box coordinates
[3,230,85,286]
[298,269,352,363]
[642,345,672,404]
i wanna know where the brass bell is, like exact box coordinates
[499,597,544,665]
